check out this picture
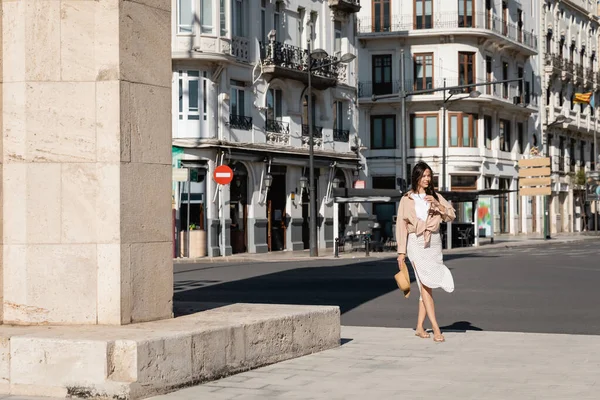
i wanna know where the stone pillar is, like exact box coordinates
[1,1,173,325]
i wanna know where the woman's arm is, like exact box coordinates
[435,194,456,222]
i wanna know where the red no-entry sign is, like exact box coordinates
[213,165,234,185]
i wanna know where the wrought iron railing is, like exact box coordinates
[229,114,252,130]
[301,124,323,138]
[259,41,343,80]
[333,129,350,142]
[357,11,537,51]
[357,80,403,97]
[266,119,289,134]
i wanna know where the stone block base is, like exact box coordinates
[0,304,340,399]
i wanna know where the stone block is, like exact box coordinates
[292,308,341,354]
[4,245,98,325]
[96,163,121,244]
[245,317,295,365]
[25,82,97,163]
[119,1,170,88]
[136,335,192,388]
[122,82,172,165]
[128,242,173,323]
[10,337,109,386]
[97,244,122,325]
[2,164,26,244]
[24,1,61,81]
[61,163,99,244]
[2,82,26,163]
[120,163,172,244]
[96,81,121,163]
[2,1,26,83]
[60,1,97,81]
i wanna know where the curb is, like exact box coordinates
[173,235,600,264]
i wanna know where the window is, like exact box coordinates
[178,0,194,34]
[372,0,391,32]
[502,61,509,98]
[485,0,492,29]
[371,115,396,149]
[517,122,524,154]
[499,119,511,152]
[484,115,493,149]
[372,54,393,95]
[559,136,565,172]
[451,175,478,191]
[267,88,283,121]
[485,56,492,95]
[449,113,477,147]
[591,142,596,170]
[410,114,438,148]
[580,141,586,168]
[261,0,267,43]
[333,101,344,131]
[233,0,247,37]
[517,9,523,42]
[502,2,508,36]
[274,2,282,42]
[517,66,524,100]
[302,94,317,127]
[230,80,246,117]
[458,52,475,91]
[414,53,433,91]
[415,0,433,29]
[201,0,213,34]
[220,0,226,35]
[458,0,474,27]
[178,70,208,121]
[334,21,342,57]
[570,139,576,167]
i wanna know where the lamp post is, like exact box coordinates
[441,78,481,191]
[543,114,573,239]
[306,38,356,257]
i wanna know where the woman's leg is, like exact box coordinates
[415,292,429,337]
[421,284,444,341]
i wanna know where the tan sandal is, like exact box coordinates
[415,330,430,339]
[433,333,445,342]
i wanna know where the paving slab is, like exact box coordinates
[142,325,600,400]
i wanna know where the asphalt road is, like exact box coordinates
[174,240,600,335]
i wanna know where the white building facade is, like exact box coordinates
[356,0,543,238]
[541,0,600,233]
[171,0,361,256]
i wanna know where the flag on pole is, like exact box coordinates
[573,92,593,105]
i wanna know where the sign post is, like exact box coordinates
[213,165,234,257]
[518,157,552,238]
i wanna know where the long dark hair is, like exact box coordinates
[411,161,439,200]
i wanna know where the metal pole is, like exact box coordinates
[442,78,447,191]
[308,39,318,257]
[186,176,191,257]
[544,121,551,239]
[400,50,407,183]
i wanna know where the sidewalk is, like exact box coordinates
[175,232,600,263]
[143,325,599,400]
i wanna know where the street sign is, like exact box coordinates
[213,165,234,185]
[173,168,189,182]
[518,157,551,196]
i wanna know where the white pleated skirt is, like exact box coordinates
[406,232,454,299]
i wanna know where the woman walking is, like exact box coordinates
[396,161,456,342]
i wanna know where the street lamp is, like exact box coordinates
[306,38,356,257]
[441,78,481,190]
[541,114,573,239]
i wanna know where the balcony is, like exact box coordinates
[357,80,401,98]
[266,119,290,146]
[259,41,343,90]
[333,128,350,142]
[357,12,537,55]
[328,0,360,14]
[229,114,252,131]
[301,124,323,148]
[230,36,250,63]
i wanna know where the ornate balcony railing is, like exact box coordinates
[357,80,402,97]
[357,11,537,52]
[333,129,350,142]
[259,40,343,80]
[229,114,252,130]
[231,36,249,62]
[266,119,289,134]
[301,124,323,138]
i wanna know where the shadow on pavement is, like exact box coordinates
[440,321,484,332]
[174,253,496,318]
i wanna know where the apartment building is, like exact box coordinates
[171,0,361,256]
[355,0,541,237]
[541,0,600,233]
